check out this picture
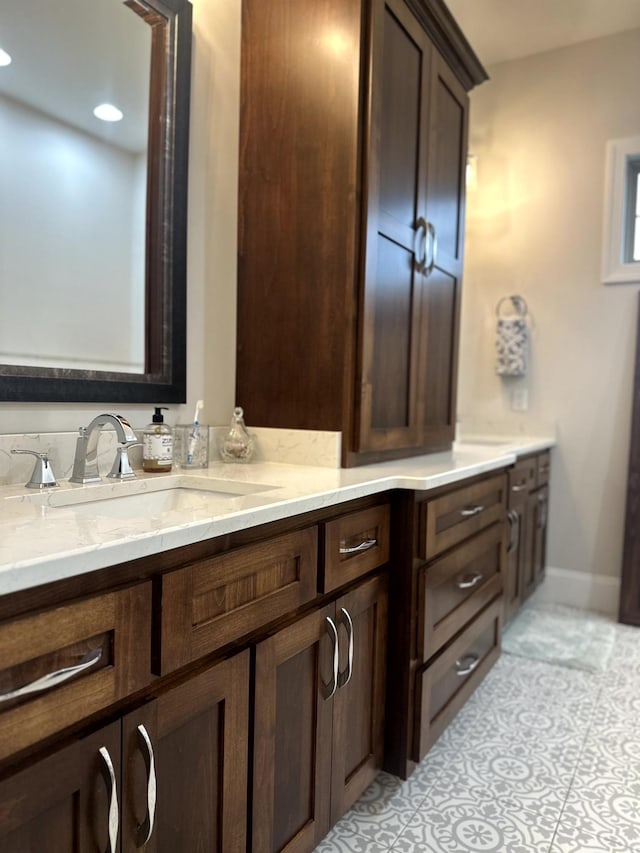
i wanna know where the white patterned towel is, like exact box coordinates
[495,315,528,376]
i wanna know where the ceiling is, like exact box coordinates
[0,0,150,153]
[446,0,640,67]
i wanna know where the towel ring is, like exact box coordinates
[496,295,528,318]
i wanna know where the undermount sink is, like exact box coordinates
[6,477,280,519]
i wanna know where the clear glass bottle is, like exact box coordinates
[142,407,173,472]
[219,406,254,463]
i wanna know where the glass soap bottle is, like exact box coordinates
[143,407,173,472]
[219,406,254,463]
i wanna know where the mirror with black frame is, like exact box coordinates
[0,0,191,403]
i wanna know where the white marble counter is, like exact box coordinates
[0,437,554,595]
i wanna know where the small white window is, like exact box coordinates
[602,136,640,284]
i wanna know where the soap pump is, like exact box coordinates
[142,407,173,473]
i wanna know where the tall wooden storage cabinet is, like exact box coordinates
[237,0,486,466]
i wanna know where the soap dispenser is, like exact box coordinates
[143,407,173,473]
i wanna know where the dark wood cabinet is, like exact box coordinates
[236,0,486,466]
[504,452,551,623]
[359,1,468,455]
[0,652,250,853]
[253,574,387,853]
[384,473,506,779]
[0,722,121,852]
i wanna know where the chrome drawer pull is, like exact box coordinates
[136,724,157,846]
[511,483,527,492]
[415,216,428,273]
[337,607,354,689]
[0,647,102,705]
[456,572,483,590]
[322,617,339,700]
[339,538,377,555]
[455,654,480,677]
[459,505,484,518]
[99,746,119,853]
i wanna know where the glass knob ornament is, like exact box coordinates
[219,406,254,463]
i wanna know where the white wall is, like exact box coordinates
[458,28,640,590]
[0,0,241,432]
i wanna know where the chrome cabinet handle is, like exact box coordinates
[415,216,428,273]
[538,495,548,529]
[511,483,527,492]
[99,746,119,853]
[455,654,480,677]
[507,509,520,554]
[456,572,483,590]
[425,221,437,276]
[459,505,484,518]
[337,608,354,689]
[322,617,339,700]
[0,647,102,705]
[339,538,377,555]
[136,724,157,846]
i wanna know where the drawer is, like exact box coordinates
[156,527,318,674]
[536,451,551,488]
[321,503,390,593]
[0,583,151,762]
[420,474,507,559]
[414,597,501,761]
[509,456,536,499]
[418,523,504,660]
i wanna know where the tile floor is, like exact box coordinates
[314,608,640,852]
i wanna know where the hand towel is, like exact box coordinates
[495,315,528,377]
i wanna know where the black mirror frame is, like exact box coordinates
[0,0,192,403]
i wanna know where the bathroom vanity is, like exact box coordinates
[0,440,552,852]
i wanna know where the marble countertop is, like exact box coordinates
[0,436,554,596]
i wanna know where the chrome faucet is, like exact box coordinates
[70,413,138,484]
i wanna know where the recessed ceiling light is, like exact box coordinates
[0,49,12,67]
[93,103,123,122]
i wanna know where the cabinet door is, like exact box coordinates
[330,575,388,824]
[122,651,250,853]
[0,722,121,852]
[253,605,335,853]
[358,0,431,453]
[421,52,468,447]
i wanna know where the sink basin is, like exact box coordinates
[6,477,280,519]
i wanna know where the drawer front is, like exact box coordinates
[509,456,536,499]
[0,583,152,761]
[321,504,390,593]
[414,598,502,761]
[157,527,318,674]
[418,523,504,660]
[420,474,507,559]
[536,451,551,488]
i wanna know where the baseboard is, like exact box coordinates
[533,566,621,618]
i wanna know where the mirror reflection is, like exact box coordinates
[0,0,151,374]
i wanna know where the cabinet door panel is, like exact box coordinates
[331,575,388,824]
[122,652,250,853]
[253,606,334,853]
[426,55,468,264]
[359,0,431,453]
[369,237,419,432]
[0,722,121,852]
[422,267,459,435]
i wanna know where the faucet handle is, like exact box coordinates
[12,449,59,489]
[107,444,140,480]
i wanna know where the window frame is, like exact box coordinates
[602,136,640,285]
